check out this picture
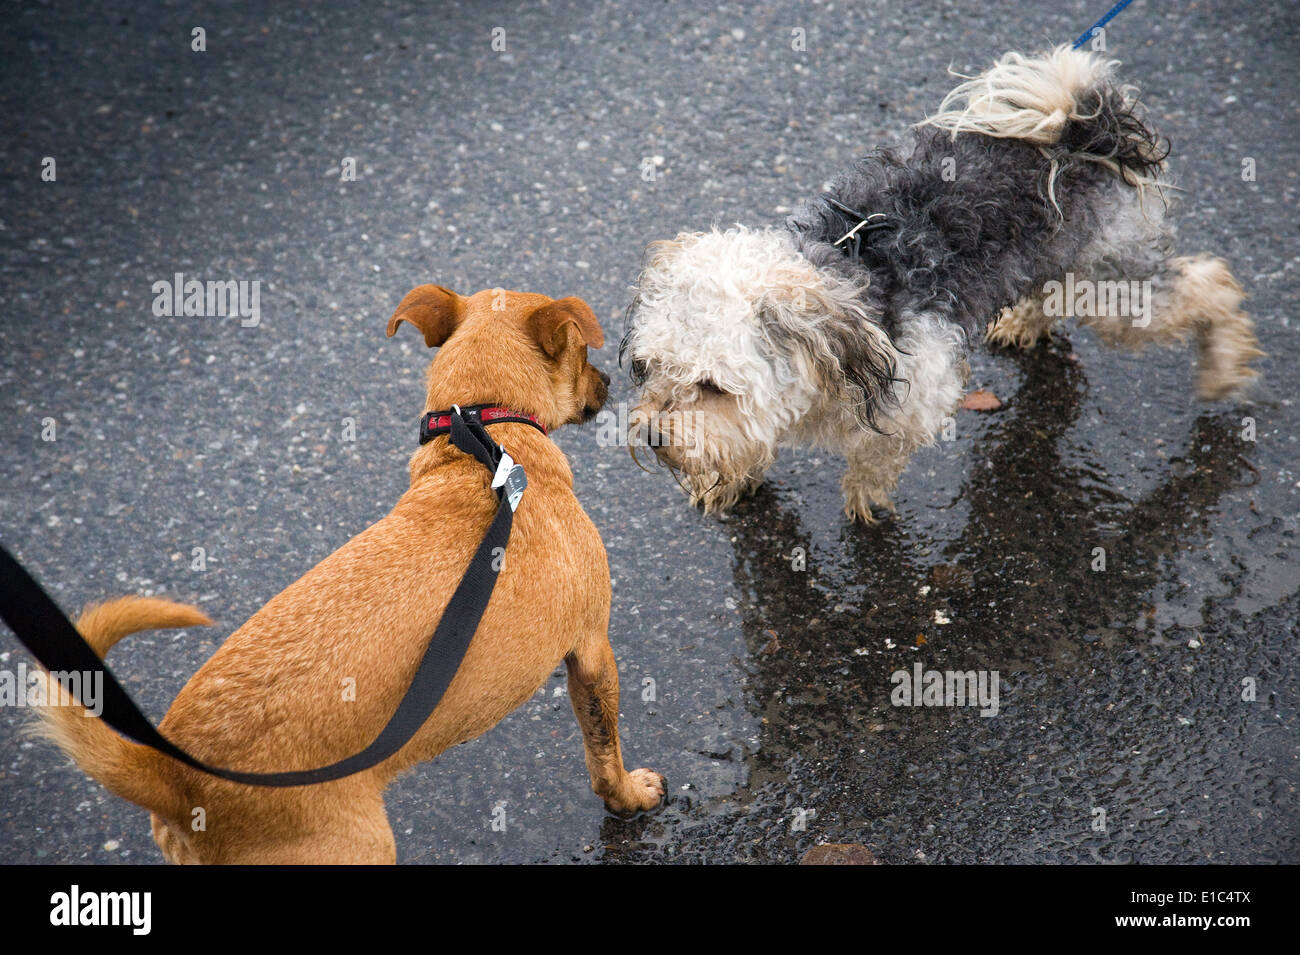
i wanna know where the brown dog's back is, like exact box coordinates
[32,428,608,862]
[29,284,659,863]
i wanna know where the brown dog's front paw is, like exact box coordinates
[604,768,667,816]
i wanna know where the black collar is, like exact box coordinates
[420,403,547,445]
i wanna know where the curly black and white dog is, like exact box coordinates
[621,47,1263,521]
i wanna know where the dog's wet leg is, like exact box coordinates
[1077,254,1263,400]
[841,436,911,523]
[841,313,968,523]
[564,639,665,815]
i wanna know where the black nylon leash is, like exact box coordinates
[0,406,528,787]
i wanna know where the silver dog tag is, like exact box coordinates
[503,466,527,512]
[491,450,515,489]
[491,450,526,511]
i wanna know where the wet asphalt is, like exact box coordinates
[1,0,1296,864]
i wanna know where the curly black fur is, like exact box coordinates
[1055,88,1170,184]
[787,81,1167,350]
[619,298,647,385]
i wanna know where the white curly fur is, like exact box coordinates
[625,226,943,519]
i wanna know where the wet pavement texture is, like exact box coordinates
[1,1,1296,864]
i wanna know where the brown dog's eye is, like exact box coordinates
[698,378,726,396]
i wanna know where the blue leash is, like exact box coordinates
[1072,0,1135,49]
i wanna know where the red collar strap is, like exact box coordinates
[420,404,547,445]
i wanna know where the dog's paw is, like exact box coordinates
[843,485,895,524]
[604,768,667,816]
[986,300,1053,350]
[693,476,762,515]
[844,501,877,524]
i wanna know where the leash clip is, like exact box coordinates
[491,449,527,512]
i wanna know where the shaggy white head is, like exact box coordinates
[622,226,899,512]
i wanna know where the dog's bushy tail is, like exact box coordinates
[918,46,1169,210]
[25,596,211,822]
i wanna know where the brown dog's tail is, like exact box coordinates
[26,596,211,821]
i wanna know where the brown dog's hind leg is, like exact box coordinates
[565,639,665,815]
[152,787,397,864]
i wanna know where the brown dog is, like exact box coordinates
[31,285,665,863]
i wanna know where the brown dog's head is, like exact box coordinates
[386,285,608,431]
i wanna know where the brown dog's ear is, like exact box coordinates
[527,297,605,358]
[386,285,464,348]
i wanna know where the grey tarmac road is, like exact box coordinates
[1,0,1296,864]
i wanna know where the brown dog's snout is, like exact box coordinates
[581,366,610,423]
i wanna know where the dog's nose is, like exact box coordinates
[598,368,610,387]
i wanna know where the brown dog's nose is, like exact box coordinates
[598,368,610,387]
